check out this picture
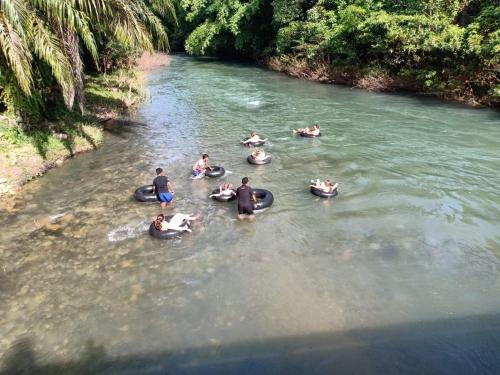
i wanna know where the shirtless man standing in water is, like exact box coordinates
[236,177,256,221]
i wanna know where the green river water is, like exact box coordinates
[1,55,500,374]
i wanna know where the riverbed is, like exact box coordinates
[1,55,499,374]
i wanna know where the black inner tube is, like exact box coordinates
[242,138,265,147]
[299,132,322,138]
[247,155,271,165]
[205,166,225,177]
[252,188,274,210]
[149,215,190,239]
[310,186,338,198]
[134,185,158,202]
[210,188,236,202]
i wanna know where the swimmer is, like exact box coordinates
[241,131,266,146]
[192,154,211,177]
[210,183,236,198]
[293,124,320,136]
[310,179,338,193]
[251,148,267,161]
[154,213,200,233]
[309,124,321,136]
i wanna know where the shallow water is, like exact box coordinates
[1,55,500,374]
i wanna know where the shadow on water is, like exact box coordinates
[102,119,147,139]
[2,312,500,375]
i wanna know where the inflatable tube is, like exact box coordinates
[148,215,190,239]
[134,185,158,202]
[310,186,338,198]
[210,188,236,202]
[247,155,271,165]
[299,132,321,138]
[204,166,225,178]
[241,138,266,147]
[252,189,274,211]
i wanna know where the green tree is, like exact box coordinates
[181,0,272,57]
[0,0,175,122]
[178,0,498,105]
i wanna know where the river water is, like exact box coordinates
[1,55,500,374]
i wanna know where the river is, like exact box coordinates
[1,55,499,374]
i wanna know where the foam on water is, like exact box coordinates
[107,221,150,242]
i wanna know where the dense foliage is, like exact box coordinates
[1,0,497,126]
[0,0,175,126]
[178,0,499,106]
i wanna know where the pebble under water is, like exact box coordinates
[1,55,500,374]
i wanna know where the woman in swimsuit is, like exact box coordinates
[154,213,200,233]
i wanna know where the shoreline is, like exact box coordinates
[0,53,170,211]
[263,56,499,109]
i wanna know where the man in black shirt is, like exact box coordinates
[236,176,256,221]
[152,168,175,209]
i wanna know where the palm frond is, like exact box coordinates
[107,0,156,51]
[131,0,169,50]
[29,0,99,66]
[61,29,85,113]
[29,14,75,108]
[74,0,109,20]
[1,0,174,110]
[0,0,29,37]
[72,8,98,64]
[148,0,176,23]
[0,12,33,95]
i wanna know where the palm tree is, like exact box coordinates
[0,0,175,117]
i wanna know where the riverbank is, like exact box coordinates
[265,56,499,108]
[0,53,171,209]
[0,71,140,207]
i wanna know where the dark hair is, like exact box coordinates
[242,177,249,185]
[202,154,209,159]
[155,167,163,175]
[154,214,165,231]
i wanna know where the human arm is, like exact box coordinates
[309,179,320,188]
[177,213,200,222]
[167,181,175,195]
